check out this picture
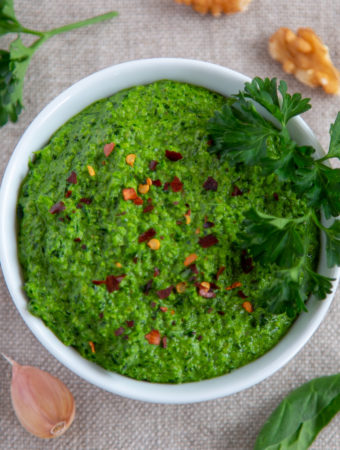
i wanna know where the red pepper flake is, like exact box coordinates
[133,256,138,264]
[217,311,225,316]
[115,327,125,336]
[49,201,65,214]
[273,192,279,201]
[138,228,156,243]
[216,266,225,280]
[176,220,183,225]
[162,336,167,348]
[74,237,81,242]
[231,185,243,196]
[189,263,199,274]
[198,234,219,248]
[145,329,161,345]
[126,320,134,328]
[79,197,92,204]
[152,179,162,187]
[237,290,248,299]
[210,282,219,290]
[67,171,77,184]
[149,160,158,171]
[89,341,95,353]
[150,301,157,308]
[207,307,213,313]
[160,306,168,312]
[143,204,154,213]
[65,190,72,198]
[170,176,183,193]
[154,267,160,277]
[92,274,126,293]
[99,312,104,319]
[81,244,87,250]
[165,150,183,161]
[203,177,218,191]
[226,281,242,291]
[157,285,174,299]
[203,221,215,229]
[163,182,170,191]
[122,188,138,201]
[103,142,115,157]
[144,279,153,295]
[197,335,203,341]
[133,197,143,205]
[241,250,254,273]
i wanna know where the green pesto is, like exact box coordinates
[17,81,319,383]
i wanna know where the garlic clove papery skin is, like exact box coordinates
[10,360,75,438]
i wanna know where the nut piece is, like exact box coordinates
[269,27,340,94]
[174,0,252,16]
[138,184,150,194]
[87,165,96,176]
[176,282,187,293]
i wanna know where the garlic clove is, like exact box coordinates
[4,355,75,438]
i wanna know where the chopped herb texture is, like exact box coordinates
[18,81,319,383]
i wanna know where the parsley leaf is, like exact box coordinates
[327,112,340,159]
[323,220,340,267]
[0,1,118,127]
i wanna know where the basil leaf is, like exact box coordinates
[254,374,340,450]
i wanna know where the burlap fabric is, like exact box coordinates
[1,1,340,448]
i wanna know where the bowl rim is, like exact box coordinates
[1,58,339,404]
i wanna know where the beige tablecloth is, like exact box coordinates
[1,1,340,448]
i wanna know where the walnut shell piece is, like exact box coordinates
[174,0,252,16]
[269,27,340,95]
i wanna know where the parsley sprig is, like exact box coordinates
[208,77,340,316]
[0,0,117,127]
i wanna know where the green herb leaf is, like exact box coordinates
[0,37,33,125]
[327,112,340,159]
[254,374,340,450]
[324,219,340,267]
[0,0,21,36]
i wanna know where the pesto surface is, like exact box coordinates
[18,81,318,383]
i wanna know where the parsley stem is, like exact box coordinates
[20,27,44,38]
[42,11,118,39]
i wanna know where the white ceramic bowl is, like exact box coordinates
[1,58,339,403]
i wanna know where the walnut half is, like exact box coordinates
[269,27,340,95]
[174,0,252,16]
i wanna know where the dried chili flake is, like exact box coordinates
[231,185,243,196]
[150,301,157,308]
[176,220,183,225]
[242,301,253,313]
[154,267,160,277]
[103,142,115,157]
[144,279,153,295]
[143,204,154,213]
[122,188,138,201]
[93,274,126,293]
[152,179,162,187]
[170,176,183,193]
[157,285,174,299]
[165,150,183,161]
[203,177,218,191]
[207,307,213,313]
[92,279,106,286]
[138,228,156,243]
[210,282,219,290]
[273,192,279,201]
[89,341,95,353]
[126,320,134,328]
[241,250,254,273]
[237,290,248,299]
[203,221,215,229]
[217,311,225,316]
[67,171,77,184]
[149,160,158,171]
[184,253,198,266]
[226,281,242,291]
[189,263,199,274]
[49,201,65,214]
[160,306,168,312]
[79,197,92,204]
[81,244,87,250]
[145,329,161,345]
[163,182,170,191]
[74,238,81,242]
[115,327,125,336]
[133,197,143,205]
[197,335,202,341]
[162,336,167,348]
[133,256,138,264]
[65,190,72,198]
[198,234,218,248]
[216,266,225,280]
[99,312,104,319]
